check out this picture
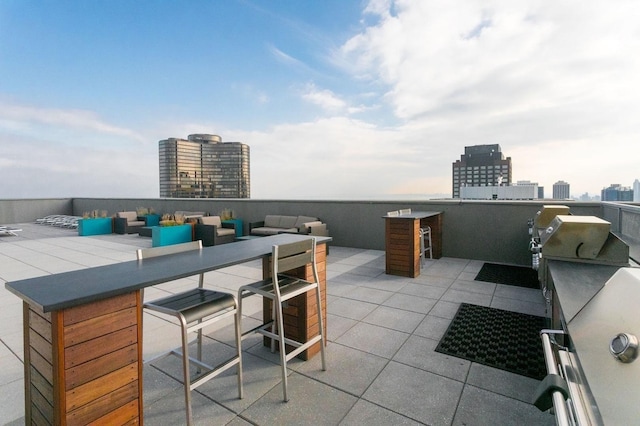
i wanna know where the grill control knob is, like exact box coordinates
[610,333,639,363]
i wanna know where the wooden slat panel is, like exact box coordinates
[30,347,53,384]
[65,363,138,412]
[63,307,137,347]
[31,383,53,424]
[65,325,137,369]
[30,329,53,365]
[31,366,53,401]
[89,401,141,426]
[64,292,137,326]
[65,344,138,390]
[29,310,52,343]
[86,400,139,426]
[30,401,51,426]
[67,381,139,426]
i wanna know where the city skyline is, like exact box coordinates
[1,1,639,200]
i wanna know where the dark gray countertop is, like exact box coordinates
[6,234,331,312]
[382,211,441,219]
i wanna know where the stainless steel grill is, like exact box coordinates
[537,267,640,425]
[528,206,636,425]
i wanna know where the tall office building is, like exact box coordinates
[159,134,250,198]
[634,179,640,202]
[452,144,512,198]
[601,183,633,201]
[552,180,571,199]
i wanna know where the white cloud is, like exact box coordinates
[0,101,145,143]
[300,83,347,112]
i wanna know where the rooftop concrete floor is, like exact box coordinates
[0,223,554,425]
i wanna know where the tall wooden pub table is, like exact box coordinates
[384,211,442,277]
[5,234,330,425]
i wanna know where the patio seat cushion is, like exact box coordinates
[278,216,298,229]
[217,228,236,237]
[199,216,235,237]
[264,215,284,228]
[117,211,138,222]
[200,216,222,227]
[251,227,288,236]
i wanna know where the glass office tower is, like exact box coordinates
[159,134,250,198]
[452,144,512,198]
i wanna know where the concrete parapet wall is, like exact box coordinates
[1,197,614,266]
[0,199,73,224]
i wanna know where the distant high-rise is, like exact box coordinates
[634,179,640,202]
[452,144,512,198]
[601,183,633,201]
[552,180,570,199]
[159,134,250,198]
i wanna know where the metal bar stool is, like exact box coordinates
[237,237,326,401]
[420,226,433,265]
[138,241,243,425]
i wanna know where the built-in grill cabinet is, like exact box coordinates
[535,267,640,425]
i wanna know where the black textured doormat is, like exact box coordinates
[435,303,546,380]
[475,263,539,289]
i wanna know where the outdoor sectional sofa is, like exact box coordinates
[249,215,328,236]
[114,211,145,234]
[194,216,236,246]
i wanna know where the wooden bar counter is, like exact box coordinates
[384,211,442,278]
[6,234,330,425]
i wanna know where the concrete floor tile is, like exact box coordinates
[328,297,377,320]
[342,286,394,304]
[341,399,422,425]
[441,288,492,306]
[363,305,425,333]
[393,335,470,382]
[363,361,463,426]
[452,385,554,426]
[466,363,543,404]
[296,342,388,396]
[241,373,357,425]
[398,282,448,299]
[382,293,437,314]
[336,322,409,359]
[413,315,452,341]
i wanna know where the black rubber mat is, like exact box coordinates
[435,303,546,380]
[475,263,539,289]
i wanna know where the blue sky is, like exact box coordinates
[1,0,639,199]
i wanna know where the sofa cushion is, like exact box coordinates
[264,215,282,228]
[278,216,298,228]
[217,228,235,237]
[117,211,138,222]
[200,216,222,227]
[294,216,318,228]
[128,220,145,227]
[251,227,282,236]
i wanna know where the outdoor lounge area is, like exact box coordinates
[0,222,554,425]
